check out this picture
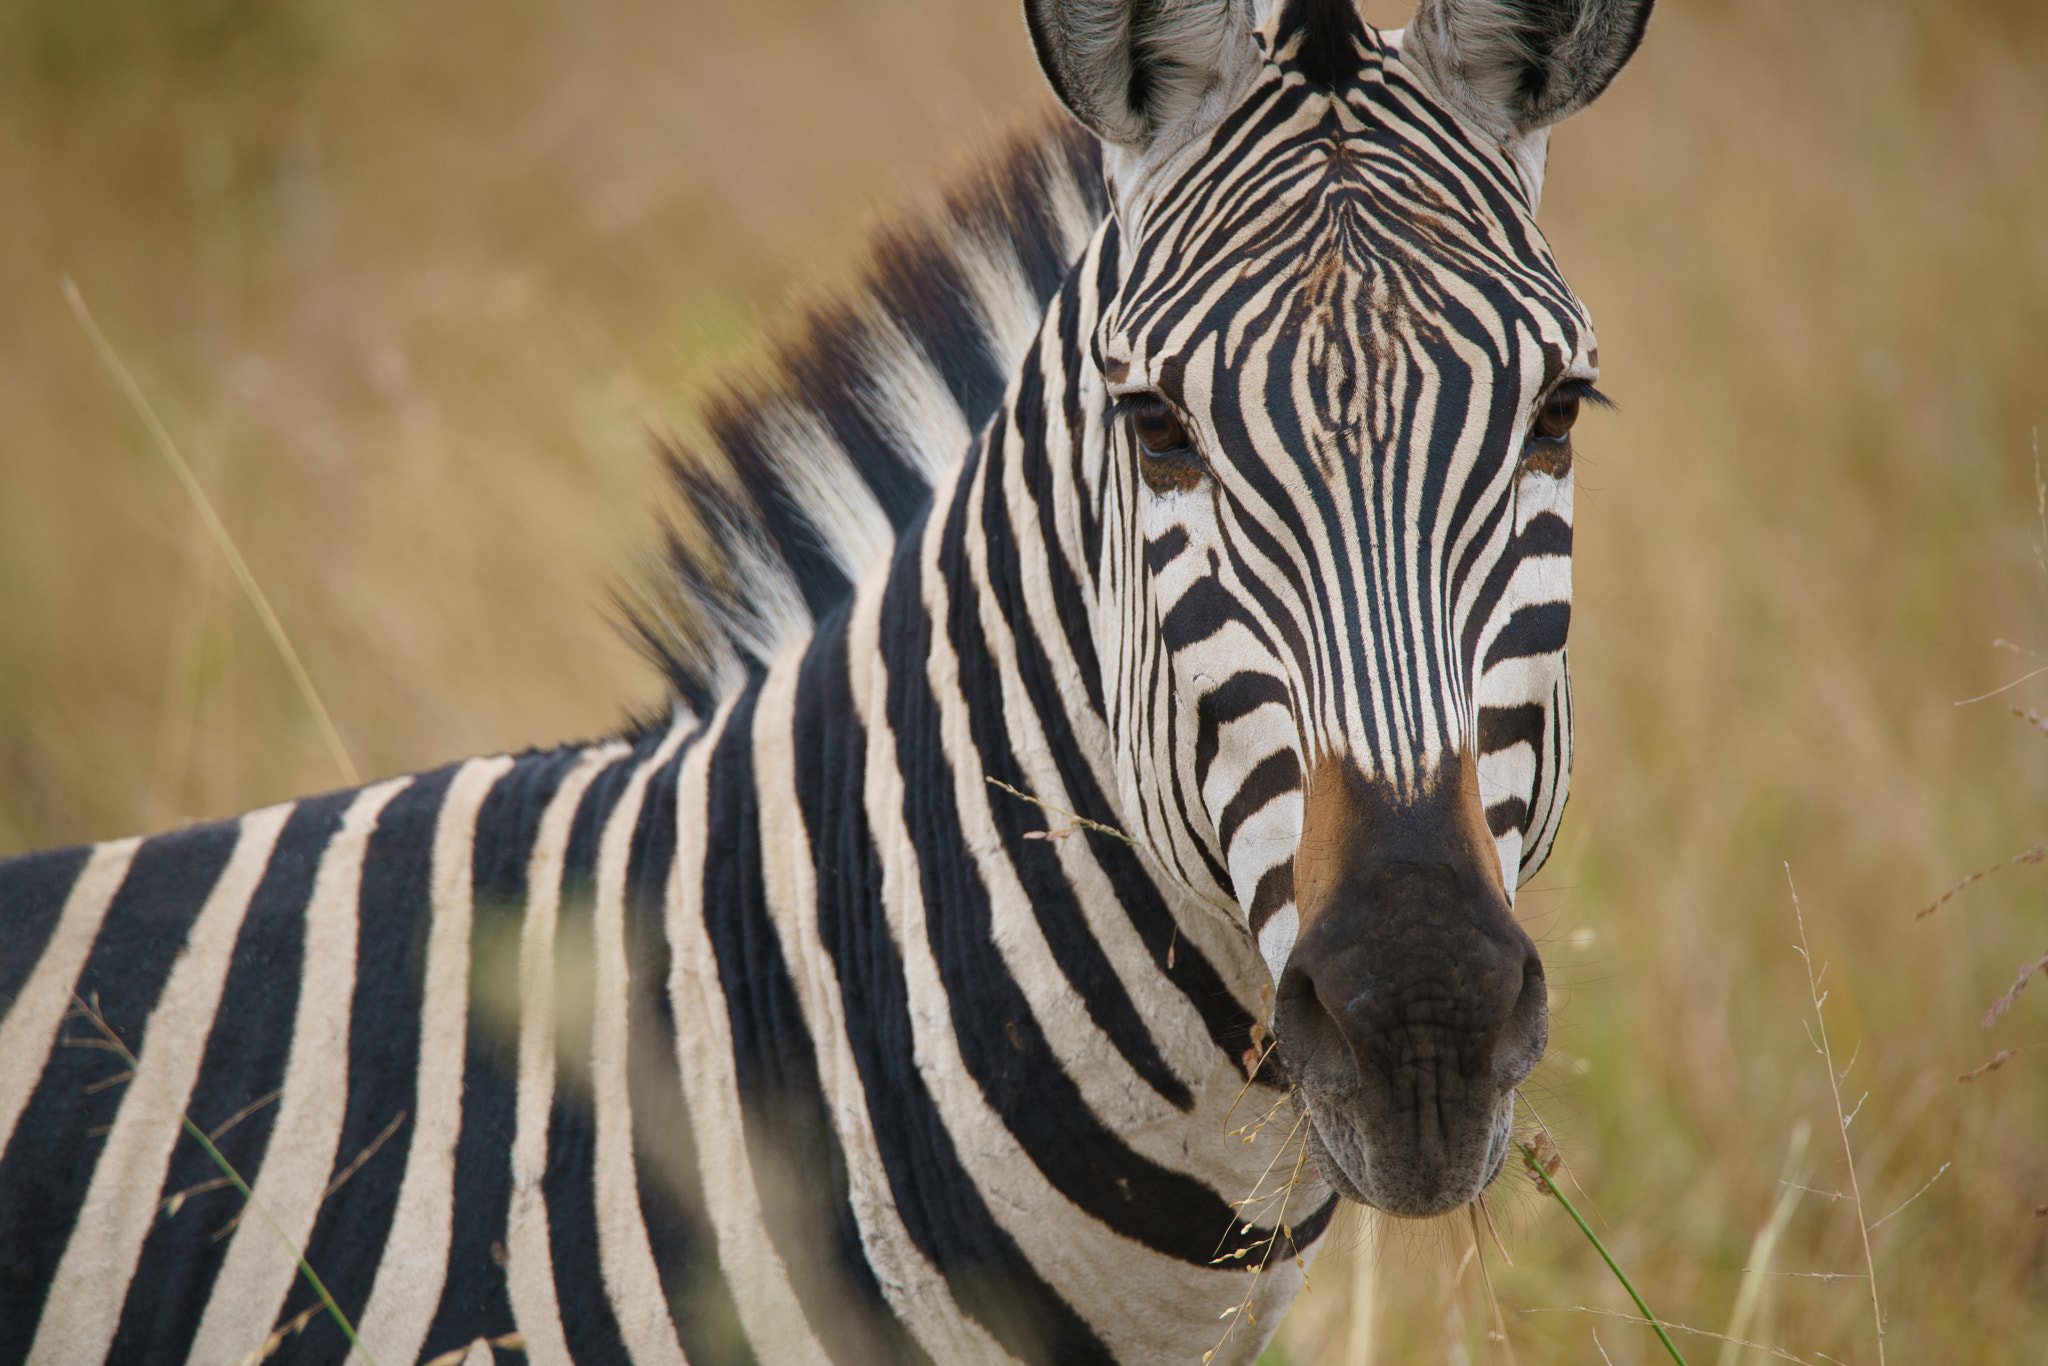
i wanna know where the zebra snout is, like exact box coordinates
[1274,858,1547,1216]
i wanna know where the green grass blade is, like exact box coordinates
[1518,1139,1689,1366]
[74,996,376,1366]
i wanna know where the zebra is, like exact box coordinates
[0,0,1652,1361]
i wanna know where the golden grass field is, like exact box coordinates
[4,0,2046,1360]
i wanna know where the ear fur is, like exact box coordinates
[1402,0,1654,140]
[1024,0,1262,153]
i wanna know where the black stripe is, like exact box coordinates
[1216,751,1303,854]
[420,746,588,1358]
[1159,573,1247,649]
[1143,525,1191,576]
[783,314,935,533]
[795,572,1111,1366]
[1249,861,1295,935]
[276,770,456,1362]
[103,792,349,1364]
[1484,601,1572,670]
[552,749,663,1366]
[870,232,1006,428]
[0,843,92,1019]
[544,748,646,1366]
[705,681,934,1366]
[0,817,237,1360]
[1194,672,1292,797]
[1486,797,1531,840]
[1517,510,1572,560]
[1478,703,1546,757]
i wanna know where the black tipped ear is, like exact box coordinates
[1403,0,1655,139]
[1024,0,1260,153]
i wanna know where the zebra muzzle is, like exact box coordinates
[1271,754,1547,1217]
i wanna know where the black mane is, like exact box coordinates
[623,117,1107,721]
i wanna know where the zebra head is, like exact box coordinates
[1029,0,1651,1217]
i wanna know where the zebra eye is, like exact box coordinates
[1535,390,1580,442]
[1131,398,1188,454]
[1129,397,1205,494]
[1524,383,1598,478]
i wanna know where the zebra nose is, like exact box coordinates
[1274,860,1545,1099]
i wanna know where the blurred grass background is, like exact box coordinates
[3,0,2045,1361]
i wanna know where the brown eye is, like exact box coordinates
[1535,390,1580,441]
[1524,384,1592,478]
[1129,397,1206,494]
[1132,397,1189,454]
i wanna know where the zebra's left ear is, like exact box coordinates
[1402,0,1655,140]
[1023,0,1262,155]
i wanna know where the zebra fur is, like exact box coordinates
[1,0,1655,1361]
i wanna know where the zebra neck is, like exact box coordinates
[795,232,1277,1126]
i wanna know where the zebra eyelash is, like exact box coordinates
[1105,393,1187,430]
[1550,378,1615,409]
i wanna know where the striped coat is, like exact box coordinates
[0,1,1654,1362]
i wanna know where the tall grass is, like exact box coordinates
[4,0,2046,1361]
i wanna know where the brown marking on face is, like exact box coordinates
[1293,753,1369,938]
[1103,357,1129,383]
[1445,749,1503,876]
[1521,440,1572,478]
[1291,750,1505,939]
[1138,450,1206,494]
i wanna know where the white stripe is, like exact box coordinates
[1258,903,1300,986]
[505,743,630,1366]
[188,777,411,1366]
[0,838,141,1145]
[591,722,695,1366]
[28,805,291,1366]
[349,755,518,1366]
[855,309,974,485]
[665,698,832,1366]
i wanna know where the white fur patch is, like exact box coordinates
[1258,902,1300,986]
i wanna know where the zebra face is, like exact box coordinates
[1032,0,1650,1217]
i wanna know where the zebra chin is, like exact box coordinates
[1295,1079,1523,1219]
[1266,751,1549,1219]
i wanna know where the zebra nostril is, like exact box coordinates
[1492,952,1549,1089]
[1273,963,1360,1092]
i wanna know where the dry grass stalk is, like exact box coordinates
[60,277,361,789]
[1528,1307,1831,1366]
[1914,844,2044,919]
[1206,1109,1313,1364]
[1959,1043,2048,1081]
[1785,866,1884,1365]
[419,1333,529,1366]
[1982,952,2048,1026]
[1468,1203,1519,1365]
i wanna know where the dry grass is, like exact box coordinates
[6,0,2048,1362]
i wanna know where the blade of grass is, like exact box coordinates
[1516,1138,1689,1365]
[62,276,360,788]
[70,995,376,1365]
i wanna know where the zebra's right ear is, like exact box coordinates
[1024,0,1262,155]
[1402,0,1655,140]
